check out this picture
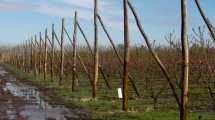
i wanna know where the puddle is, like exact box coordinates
[6,102,17,120]
[0,68,8,76]
[0,67,73,120]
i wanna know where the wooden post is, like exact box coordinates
[34,35,38,76]
[24,41,28,72]
[27,40,31,72]
[51,24,55,82]
[123,0,129,111]
[21,42,25,70]
[195,0,215,41]
[77,22,111,90]
[60,18,65,84]
[38,32,42,74]
[30,38,34,72]
[93,0,99,98]
[44,29,48,80]
[72,12,78,91]
[16,46,20,68]
[127,1,180,106]
[63,26,93,87]
[97,15,140,94]
[180,0,189,120]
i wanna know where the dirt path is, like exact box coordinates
[0,66,90,120]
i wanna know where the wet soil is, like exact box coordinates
[0,66,91,120]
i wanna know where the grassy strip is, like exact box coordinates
[3,64,215,120]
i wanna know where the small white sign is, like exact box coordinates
[117,88,123,99]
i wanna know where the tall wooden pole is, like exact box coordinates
[34,35,38,76]
[30,38,34,72]
[180,0,189,120]
[60,18,65,84]
[72,11,78,91]
[93,0,99,98]
[27,40,31,72]
[127,1,180,106]
[44,29,48,80]
[51,24,55,82]
[122,0,129,111]
[97,15,140,94]
[39,32,42,74]
[77,22,112,90]
[24,41,28,72]
[195,0,215,41]
[16,46,20,68]
[21,42,25,70]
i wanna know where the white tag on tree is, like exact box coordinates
[117,88,123,99]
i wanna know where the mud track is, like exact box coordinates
[0,66,90,120]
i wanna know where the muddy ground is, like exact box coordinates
[0,66,90,120]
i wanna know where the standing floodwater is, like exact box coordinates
[0,66,75,120]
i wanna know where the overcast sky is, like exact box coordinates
[0,0,214,46]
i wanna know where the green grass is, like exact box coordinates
[93,111,215,120]
[3,64,215,120]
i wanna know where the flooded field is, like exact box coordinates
[0,66,81,120]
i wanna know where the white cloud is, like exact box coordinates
[0,0,124,28]
[59,0,93,9]
[0,0,29,11]
[35,2,94,20]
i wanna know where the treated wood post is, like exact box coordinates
[72,11,78,91]
[93,0,99,98]
[77,22,111,90]
[123,0,129,111]
[180,0,189,120]
[63,27,93,87]
[21,42,25,70]
[30,38,34,72]
[51,24,55,82]
[44,29,48,80]
[60,18,65,85]
[97,15,140,94]
[16,46,20,68]
[127,1,180,106]
[38,32,42,74]
[27,40,31,72]
[24,41,28,72]
[34,35,38,76]
[195,0,215,41]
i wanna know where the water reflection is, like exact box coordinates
[4,82,46,109]
[0,67,72,120]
